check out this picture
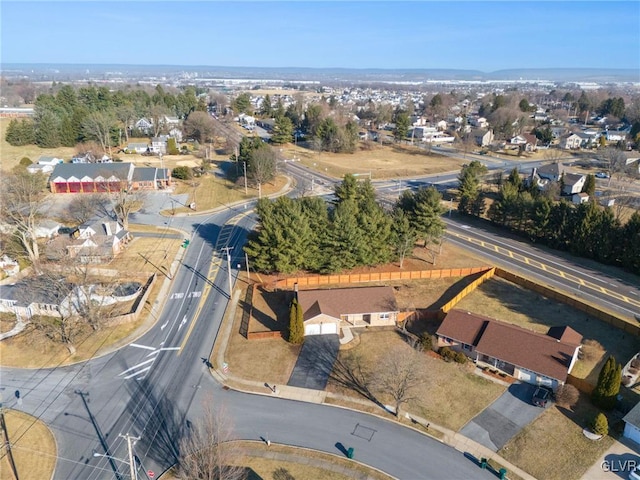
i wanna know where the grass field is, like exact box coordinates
[280,142,465,179]
[0,410,56,480]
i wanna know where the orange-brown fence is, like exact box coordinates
[566,374,595,394]
[273,267,492,289]
[247,331,283,340]
[495,268,640,337]
[440,268,496,316]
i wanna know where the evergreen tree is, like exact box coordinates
[393,112,410,142]
[412,187,446,248]
[590,413,609,436]
[334,173,359,204]
[271,115,293,144]
[288,297,304,344]
[322,199,364,273]
[35,110,61,147]
[592,356,621,410]
[391,209,417,268]
[260,94,272,117]
[5,119,35,146]
[582,174,596,198]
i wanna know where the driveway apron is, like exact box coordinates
[287,335,339,390]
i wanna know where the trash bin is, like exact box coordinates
[499,467,507,479]
[480,458,487,469]
[347,447,354,459]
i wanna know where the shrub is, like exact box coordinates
[590,412,609,436]
[439,347,456,362]
[419,334,433,351]
[581,339,604,362]
[592,356,622,410]
[172,166,192,180]
[167,137,180,155]
[19,157,32,167]
[555,384,579,409]
[453,351,467,364]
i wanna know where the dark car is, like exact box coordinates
[532,387,552,407]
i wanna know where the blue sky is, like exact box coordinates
[2,1,639,70]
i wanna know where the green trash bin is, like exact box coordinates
[347,447,354,459]
[480,458,487,470]
[499,467,508,479]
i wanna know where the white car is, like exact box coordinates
[629,465,640,480]
[595,172,610,179]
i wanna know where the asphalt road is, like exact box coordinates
[1,149,637,479]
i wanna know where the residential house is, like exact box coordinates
[572,193,589,204]
[71,153,95,164]
[49,163,134,193]
[509,133,538,152]
[470,117,488,129]
[562,173,587,196]
[150,137,167,154]
[559,133,582,150]
[530,163,565,190]
[623,402,640,446]
[168,127,183,143]
[297,286,399,336]
[126,143,149,154]
[0,276,74,319]
[551,126,567,139]
[436,120,448,131]
[38,156,64,166]
[134,117,153,134]
[410,115,427,127]
[0,255,20,278]
[606,130,627,142]
[67,219,131,263]
[472,129,494,147]
[27,163,54,174]
[131,167,172,190]
[436,310,582,390]
[34,220,61,239]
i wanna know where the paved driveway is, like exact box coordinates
[460,382,547,451]
[287,334,339,390]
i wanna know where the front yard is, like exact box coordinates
[500,396,616,480]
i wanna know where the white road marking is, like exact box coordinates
[130,343,156,351]
[160,321,169,330]
[118,358,155,376]
[122,366,151,380]
[178,315,187,331]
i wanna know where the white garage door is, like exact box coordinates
[321,323,338,335]
[518,369,536,383]
[304,324,321,336]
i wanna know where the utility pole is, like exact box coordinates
[220,246,234,296]
[243,161,248,195]
[120,433,140,480]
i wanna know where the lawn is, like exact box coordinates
[499,396,615,480]
[280,142,465,179]
[0,117,76,171]
[456,277,640,385]
[0,410,56,480]
[327,330,505,431]
[170,173,289,214]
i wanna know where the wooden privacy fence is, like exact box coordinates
[494,268,640,337]
[440,268,496,316]
[273,267,492,289]
[567,374,595,394]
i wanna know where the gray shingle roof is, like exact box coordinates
[50,163,133,181]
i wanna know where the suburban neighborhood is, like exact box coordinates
[1,3,639,479]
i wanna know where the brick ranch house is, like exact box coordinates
[49,163,171,193]
[436,309,582,390]
[297,286,399,336]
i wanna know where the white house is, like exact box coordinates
[34,220,61,239]
[560,133,582,150]
[572,193,589,204]
[623,402,640,445]
[27,164,54,174]
[135,118,153,134]
[38,156,64,166]
[562,173,587,196]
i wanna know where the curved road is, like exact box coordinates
[2,158,637,479]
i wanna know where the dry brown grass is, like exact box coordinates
[280,142,465,179]
[455,277,639,384]
[108,234,182,276]
[171,174,289,213]
[0,118,76,172]
[327,331,505,431]
[0,410,56,480]
[500,397,615,480]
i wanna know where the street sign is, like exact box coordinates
[148,470,155,478]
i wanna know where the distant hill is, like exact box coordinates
[2,63,638,83]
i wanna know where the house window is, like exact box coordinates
[462,343,472,351]
[379,312,389,320]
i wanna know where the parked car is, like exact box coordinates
[629,465,640,480]
[595,172,610,179]
[532,386,552,407]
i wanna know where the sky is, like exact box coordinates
[1,1,639,71]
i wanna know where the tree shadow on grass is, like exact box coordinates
[250,287,293,332]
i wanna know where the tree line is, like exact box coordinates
[4,84,209,149]
[456,161,640,275]
[244,174,445,274]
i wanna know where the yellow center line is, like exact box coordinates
[448,229,640,309]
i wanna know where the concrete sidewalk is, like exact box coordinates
[581,437,639,480]
[210,286,538,480]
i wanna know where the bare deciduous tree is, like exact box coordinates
[178,402,246,480]
[555,384,580,409]
[83,111,117,156]
[0,170,49,269]
[249,147,276,198]
[372,347,423,417]
[112,188,146,230]
[599,147,628,186]
[65,194,110,225]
